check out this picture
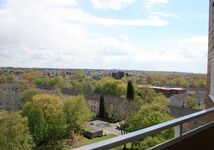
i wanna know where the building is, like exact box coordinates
[0,83,22,93]
[170,89,206,108]
[208,0,214,108]
[151,86,186,96]
[0,83,23,111]
[112,71,128,79]
[84,126,103,139]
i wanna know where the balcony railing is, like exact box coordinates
[74,107,214,150]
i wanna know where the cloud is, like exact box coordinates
[142,0,177,20]
[0,0,207,73]
[90,0,135,10]
[179,36,208,57]
[51,8,168,26]
[150,12,178,18]
[143,0,169,9]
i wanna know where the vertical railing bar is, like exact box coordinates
[180,123,183,136]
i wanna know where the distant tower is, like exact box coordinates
[207,0,214,109]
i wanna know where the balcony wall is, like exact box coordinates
[163,122,214,150]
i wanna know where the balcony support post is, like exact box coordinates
[174,124,183,138]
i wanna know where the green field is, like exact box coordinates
[84,134,117,145]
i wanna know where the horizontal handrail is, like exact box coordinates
[74,107,214,150]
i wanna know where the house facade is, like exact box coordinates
[207,0,214,108]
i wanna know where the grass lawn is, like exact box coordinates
[84,134,117,145]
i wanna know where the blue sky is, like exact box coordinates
[0,0,210,73]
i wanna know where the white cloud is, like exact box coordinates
[150,12,178,18]
[142,0,177,20]
[179,36,208,57]
[143,0,169,9]
[51,8,168,26]
[90,0,135,10]
[43,0,78,6]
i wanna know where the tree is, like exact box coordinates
[21,102,46,145]
[127,81,134,100]
[94,78,127,96]
[20,89,40,105]
[63,96,93,132]
[128,104,173,149]
[128,104,171,131]
[184,96,198,109]
[0,112,34,150]
[99,95,105,118]
[22,94,67,143]
[71,81,84,92]
[0,73,15,83]
[32,94,67,141]
[21,70,43,83]
[138,136,166,150]
[72,71,86,81]
[82,81,96,94]
[139,87,157,104]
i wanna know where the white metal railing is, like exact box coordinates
[74,107,214,150]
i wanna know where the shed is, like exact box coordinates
[84,126,103,139]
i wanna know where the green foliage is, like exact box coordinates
[22,70,44,83]
[84,134,117,145]
[137,136,167,150]
[128,104,171,131]
[82,81,96,94]
[139,87,158,104]
[71,81,83,92]
[33,94,67,141]
[94,82,103,94]
[92,74,101,80]
[35,77,72,89]
[70,80,96,93]
[127,81,134,100]
[21,102,46,145]
[152,94,169,107]
[21,89,40,104]
[63,96,93,132]
[22,94,67,144]
[34,78,48,86]
[184,96,198,109]
[127,102,173,149]
[72,71,86,81]
[0,73,15,83]
[0,111,34,150]
[145,73,206,88]
[94,77,127,96]
[99,95,105,118]
[48,78,62,87]
[134,95,144,107]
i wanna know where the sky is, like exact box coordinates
[0,0,210,73]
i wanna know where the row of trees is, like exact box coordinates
[22,94,94,146]
[0,92,94,149]
[19,70,130,97]
[145,73,206,88]
[0,73,16,84]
